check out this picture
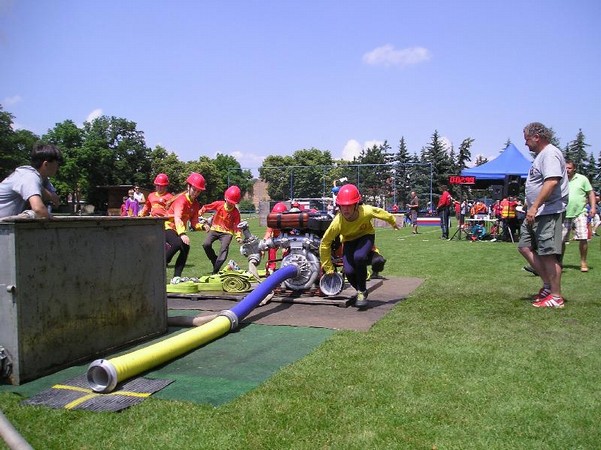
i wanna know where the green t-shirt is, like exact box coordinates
[566,173,593,218]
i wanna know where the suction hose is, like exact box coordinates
[86,264,298,393]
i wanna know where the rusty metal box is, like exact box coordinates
[0,217,167,385]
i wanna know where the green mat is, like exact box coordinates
[1,317,334,407]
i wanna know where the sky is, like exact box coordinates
[1,0,600,175]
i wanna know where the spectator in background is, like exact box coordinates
[124,189,139,217]
[561,160,596,272]
[492,199,502,219]
[460,199,468,227]
[436,184,453,239]
[0,143,62,220]
[133,185,145,206]
[518,122,568,308]
[454,200,461,226]
[406,191,419,234]
[120,196,128,216]
[289,201,301,213]
[592,192,600,236]
[500,196,519,242]
[200,185,243,274]
[470,200,488,217]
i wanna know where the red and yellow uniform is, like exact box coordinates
[139,191,174,217]
[165,193,203,235]
[500,198,518,219]
[199,200,242,239]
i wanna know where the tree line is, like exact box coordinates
[1,105,598,212]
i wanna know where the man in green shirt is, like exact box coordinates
[561,160,596,272]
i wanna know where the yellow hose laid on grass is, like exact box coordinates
[87,264,299,394]
[87,315,232,393]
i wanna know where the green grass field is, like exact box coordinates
[2,217,600,449]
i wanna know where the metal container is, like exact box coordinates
[0,217,167,385]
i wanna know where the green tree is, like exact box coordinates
[259,154,295,200]
[149,145,187,194]
[422,130,454,191]
[455,137,475,200]
[184,156,222,204]
[457,138,474,171]
[474,155,489,166]
[43,120,86,211]
[392,137,412,206]
[0,106,36,179]
[213,153,253,197]
[355,142,391,206]
[582,152,597,184]
[565,129,590,169]
[81,116,151,209]
[290,148,334,199]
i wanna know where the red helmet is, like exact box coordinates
[271,202,288,213]
[224,185,241,204]
[186,172,206,191]
[336,184,361,205]
[153,173,169,186]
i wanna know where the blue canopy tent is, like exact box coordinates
[461,143,532,181]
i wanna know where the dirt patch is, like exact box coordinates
[168,276,424,332]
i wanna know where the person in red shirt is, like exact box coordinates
[436,184,453,239]
[199,185,243,274]
[139,173,173,217]
[164,172,206,281]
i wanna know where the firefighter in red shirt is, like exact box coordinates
[199,185,243,274]
[164,172,206,281]
[139,173,173,217]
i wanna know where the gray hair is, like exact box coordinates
[523,122,554,141]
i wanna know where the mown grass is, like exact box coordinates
[1,217,600,449]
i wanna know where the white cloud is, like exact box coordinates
[340,139,385,161]
[362,44,431,68]
[226,150,264,177]
[2,95,22,106]
[342,139,362,161]
[86,108,103,123]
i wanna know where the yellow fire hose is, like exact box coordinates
[87,315,232,393]
[166,271,258,294]
[87,264,298,393]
